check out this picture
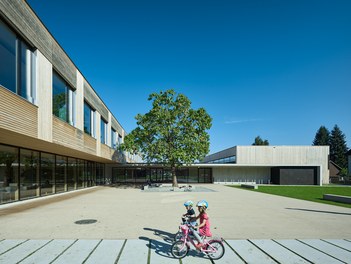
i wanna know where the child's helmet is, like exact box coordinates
[197,200,208,208]
[184,200,193,207]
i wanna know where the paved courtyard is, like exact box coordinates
[0,184,351,263]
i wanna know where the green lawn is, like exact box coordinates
[230,185,351,208]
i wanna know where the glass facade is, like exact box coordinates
[111,167,212,184]
[40,152,55,196]
[19,149,39,199]
[0,144,106,205]
[0,19,36,103]
[0,145,19,203]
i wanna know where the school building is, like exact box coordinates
[0,1,329,205]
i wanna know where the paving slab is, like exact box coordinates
[275,239,344,264]
[52,239,100,264]
[20,240,76,264]
[149,239,180,263]
[322,239,351,251]
[117,239,149,264]
[84,239,124,264]
[0,239,49,264]
[226,239,277,264]
[249,239,309,264]
[298,239,351,263]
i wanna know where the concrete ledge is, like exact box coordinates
[241,184,258,190]
[323,194,351,204]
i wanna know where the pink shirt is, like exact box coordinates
[199,213,212,237]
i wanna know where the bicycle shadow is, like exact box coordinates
[140,227,210,260]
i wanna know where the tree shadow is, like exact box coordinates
[286,207,351,216]
[140,227,210,260]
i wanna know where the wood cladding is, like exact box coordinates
[52,117,96,155]
[0,88,38,138]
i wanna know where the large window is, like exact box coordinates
[84,101,96,137]
[0,145,19,203]
[0,19,36,103]
[40,152,55,196]
[111,128,117,149]
[19,149,39,199]
[100,118,107,144]
[53,71,75,125]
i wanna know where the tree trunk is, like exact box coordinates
[172,166,178,187]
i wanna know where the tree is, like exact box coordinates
[120,89,212,187]
[312,126,330,146]
[252,136,269,145]
[330,124,348,168]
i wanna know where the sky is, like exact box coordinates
[26,0,350,154]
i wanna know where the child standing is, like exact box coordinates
[193,200,212,250]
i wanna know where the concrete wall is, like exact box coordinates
[236,146,329,184]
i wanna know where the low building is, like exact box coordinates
[202,146,330,185]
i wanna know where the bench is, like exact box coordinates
[323,194,351,204]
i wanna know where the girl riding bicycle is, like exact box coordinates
[193,200,212,250]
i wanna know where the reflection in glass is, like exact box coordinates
[19,149,39,199]
[53,71,68,122]
[55,155,66,192]
[40,152,54,196]
[84,101,92,135]
[67,158,77,191]
[0,145,19,204]
[0,20,16,93]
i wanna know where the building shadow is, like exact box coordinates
[286,207,351,216]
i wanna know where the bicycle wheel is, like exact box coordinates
[206,240,225,260]
[171,240,189,259]
[174,231,183,241]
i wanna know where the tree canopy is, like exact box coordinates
[312,126,330,146]
[313,125,348,168]
[252,136,269,146]
[120,89,212,186]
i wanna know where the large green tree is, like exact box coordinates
[252,136,269,145]
[312,126,330,146]
[330,124,348,168]
[120,89,212,187]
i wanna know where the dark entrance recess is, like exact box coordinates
[271,167,318,185]
[112,167,213,184]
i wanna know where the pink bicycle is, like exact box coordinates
[171,223,225,259]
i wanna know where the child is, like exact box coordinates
[193,200,212,250]
[183,200,197,226]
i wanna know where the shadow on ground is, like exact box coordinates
[286,207,351,216]
[140,227,209,260]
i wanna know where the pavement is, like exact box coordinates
[0,184,351,263]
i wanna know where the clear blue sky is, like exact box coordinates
[27,0,350,154]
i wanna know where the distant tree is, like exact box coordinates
[252,136,269,146]
[312,126,330,146]
[330,125,348,168]
[120,89,212,187]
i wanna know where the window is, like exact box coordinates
[111,128,117,149]
[100,118,107,144]
[53,71,75,125]
[0,19,36,103]
[84,101,96,137]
